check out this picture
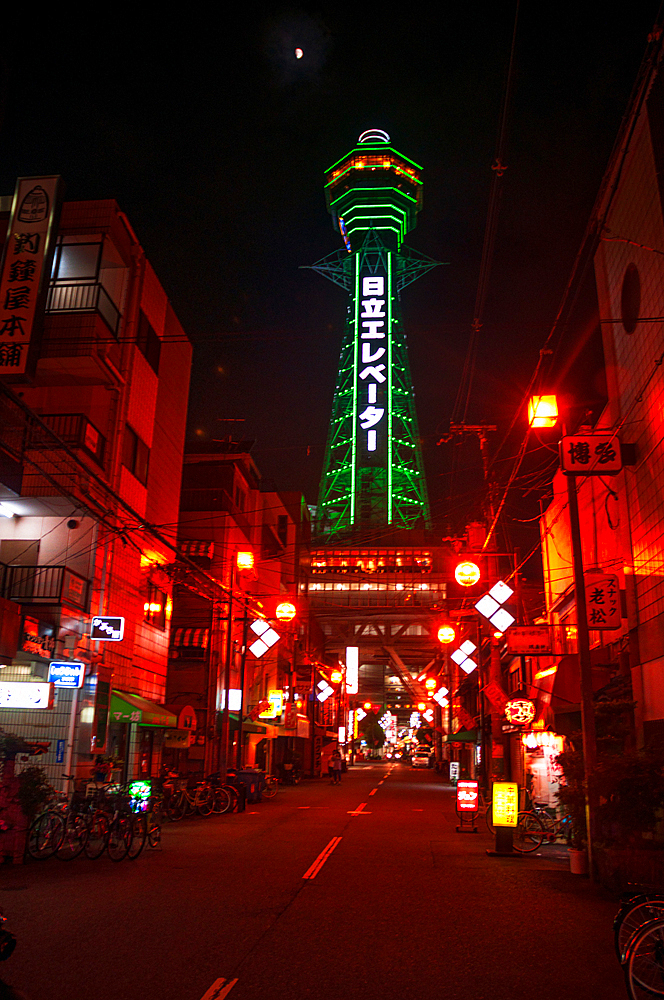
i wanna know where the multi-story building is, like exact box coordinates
[168,441,315,776]
[0,191,192,785]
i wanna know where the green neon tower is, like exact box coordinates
[310,129,438,540]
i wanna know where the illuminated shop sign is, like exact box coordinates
[0,681,54,709]
[504,699,536,726]
[90,616,125,641]
[345,646,359,695]
[48,661,85,688]
[259,690,284,719]
[456,779,479,813]
[356,267,390,460]
[491,782,518,828]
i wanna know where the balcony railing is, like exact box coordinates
[30,413,106,468]
[0,563,89,610]
[46,281,121,337]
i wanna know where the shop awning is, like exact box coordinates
[170,627,209,649]
[110,690,177,728]
[443,729,478,743]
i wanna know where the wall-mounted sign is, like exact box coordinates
[456,779,479,813]
[0,175,63,378]
[506,626,552,655]
[164,729,191,749]
[584,573,621,630]
[492,782,519,828]
[48,661,85,689]
[259,690,284,719]
[21,616,56,659]
[346,646,359,694]
[504,699,536,726]
[90,616,124,641]
[0,681,54,709]
[560,434,622,475]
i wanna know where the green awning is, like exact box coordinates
[443,729,478,743]
[110,690,177,728]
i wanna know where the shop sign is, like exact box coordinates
[504,699,536,726]
[90,616,125,641]
[492,782,519,828]
[506,626,552,655]
[62,569,86,609]
[456,779,479,813]
[585,574,621,630]
[482,680,508,714]
[259,690,284,719]
[457,707,476,730]
[560,433,622,475]
[449,762,460,781]
[21,616,56,659]
[0,681,54,709]
[0,175,63,377]
[48,661,85,688]
[164,729,191,749]
[283,705,298,729]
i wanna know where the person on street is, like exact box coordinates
[331,750,343,784]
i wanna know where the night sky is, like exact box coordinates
[0,4,659,553]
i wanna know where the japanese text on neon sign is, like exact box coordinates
[358,275,387,453]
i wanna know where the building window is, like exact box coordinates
[144,583,167,630]
[122,425,149,485]
[137,311,161,374]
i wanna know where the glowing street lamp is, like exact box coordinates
[528,394,558,428]
[236,550,255,572]
[455,560,480,588]
[275,600,296,622]
[437,624,456,644]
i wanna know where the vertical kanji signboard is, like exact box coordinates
[0,175,63,379]
[584,573,621,629]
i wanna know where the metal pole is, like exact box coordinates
[235,607,249,769]
[220,571,234,780]
[566,473,598,879]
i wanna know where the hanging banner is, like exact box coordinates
[585,573,621,630]
[0,175,64,379]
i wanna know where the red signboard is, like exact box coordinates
[456,779,479,813]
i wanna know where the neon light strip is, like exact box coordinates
[387,252,393,523]
[351,257,359,525]
[325,146,423,172]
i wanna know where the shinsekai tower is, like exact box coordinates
[311,129,438,540]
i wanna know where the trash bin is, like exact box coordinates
[231,768,265,804]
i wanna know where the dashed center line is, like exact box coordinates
[369,788,377,796]
[347,802,371,816]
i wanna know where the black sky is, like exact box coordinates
[0,3,659,543]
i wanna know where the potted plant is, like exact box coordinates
[555,740,589,874]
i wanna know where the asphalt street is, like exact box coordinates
[0,764,626,1000]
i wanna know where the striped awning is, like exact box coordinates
[171,627,209,649]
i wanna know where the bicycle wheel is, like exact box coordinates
[27,811,65,860]
[166,791,186,822]
[83,812,109,860]
[127,813,147,860]
[625,916,664,998]
[617,898,664,963]
[56,814,88,860]
[107,817,131,861]
[211,786,233,814]
[147,811,162,848]
[196,787,214,817]
[262,777,278,799]
[513,811,545,853]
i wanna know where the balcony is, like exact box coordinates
[46,281,121,337]
[0,563,89,611]
[31,413,106,469]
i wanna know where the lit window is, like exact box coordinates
[145,583,167,630]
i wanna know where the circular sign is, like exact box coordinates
[275,601,296,622]
[437,624,456,644]
[455,560,480,587]
[505,699,536,726]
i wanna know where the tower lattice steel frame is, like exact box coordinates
[309,130,440,540]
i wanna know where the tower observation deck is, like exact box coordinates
[310,130,439,541]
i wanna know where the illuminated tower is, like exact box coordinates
[311,129,438,539]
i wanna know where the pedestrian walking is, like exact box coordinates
[331,750,343,784]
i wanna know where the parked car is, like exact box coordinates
[411,749,432,768]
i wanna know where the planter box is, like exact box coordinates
[595,846,664,892]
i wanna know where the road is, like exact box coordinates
[0,763,625,1000]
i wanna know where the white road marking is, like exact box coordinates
[347,802,371,815]
[369,788,377,796]
[298,806,310,809]
[200,977,238,1000]
[302,836,342,879]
